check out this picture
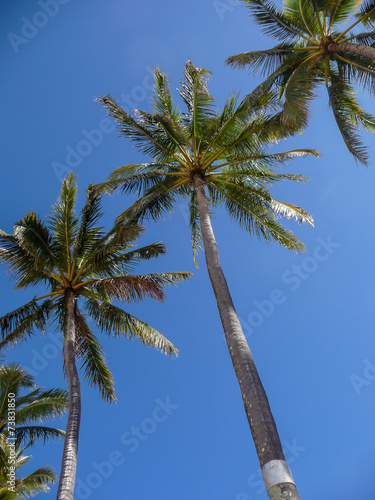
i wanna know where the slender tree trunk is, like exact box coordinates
[328,41,375,60]
[57,289,81,500]
[193,175,300,500]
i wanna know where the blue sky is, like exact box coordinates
[1,1,375,499]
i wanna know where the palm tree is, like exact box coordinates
[0,363,67,499]
[0,435,56,499]
[0,175,191,500]
[226,0,375,165]
[0,363,67,446]
[95,61,317,500]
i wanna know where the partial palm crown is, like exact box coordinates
[96,61,317,262]
[0,175,190,402]
[0,363,67,446]
[0,435,56,499]
[0,364,67,499]
[227,0,375,165]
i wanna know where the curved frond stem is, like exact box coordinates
[329,0,344,28]
[252,0,317,43]
[335,5,375,41]
[299,0,317,38]
[335,53,375,74]
[292,45,321,49]
[34,290,64,302]
[205,179,305,252]
[203,117,277,171]
[312,0,325,35]
[211,178,270,197]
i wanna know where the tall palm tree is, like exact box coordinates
[227,0,375,165]
[0,175,191,500]
[0,364,67,499]
[95,61,317,500]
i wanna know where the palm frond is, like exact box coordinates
[207,178,306,253]
[48,173,79,274]
[75,309,116,403]
[0,299,53,351]
[226,44,300,75]
[153,67,182,122]
[96,95,175,161]
[15,465,56,497]
[85,299,178,356]
[178,61,215,150]
[357,0,375,27]
[271,199,314,225]
[241,0,310,42]
[327,75,369,164]
[14,426,65,446]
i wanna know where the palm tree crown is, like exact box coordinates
[0,175,190,402]
[0,363,67,447]
[227,0,375,165]
[0,363,68,499]
[96,61,316,262]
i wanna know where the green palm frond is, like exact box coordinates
[281,57,321,126]
[96,96,174,161]
[71,184,103,271]
[153,68,182,122]
[48,173,79,275]
[85,299,178,356]
[327,75,369,163]
[178,61,215,150]
[0,300,53,351]
[0,228,55,290]
[226,44,300,75]
[329,0,363,25]
[75,310,116,403]
[357,0,375,26]
[14,388,68,424]
[207,177,307,253]
[14,426,65,446]
[241,0,310,42]
[15,465,56,498]
[86,272,191,303]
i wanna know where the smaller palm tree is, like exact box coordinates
[0,363,67,446]
[227,0,375,164]
[0,436,56,499]
[0,175,191,500]
[0,363,67,499]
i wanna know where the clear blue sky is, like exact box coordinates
[1,1,375,499]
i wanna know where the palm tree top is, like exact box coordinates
[227,0,375,165]
[0,363,67,447]
[0,175,191,402]
[95,61,317,263]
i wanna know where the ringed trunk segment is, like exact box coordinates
[57,289,81,500]
[193,175,300,499]
[328,41,375,60]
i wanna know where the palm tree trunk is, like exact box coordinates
[57,289,81,500]
[328,41,375,60]
[193,175,300,500]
